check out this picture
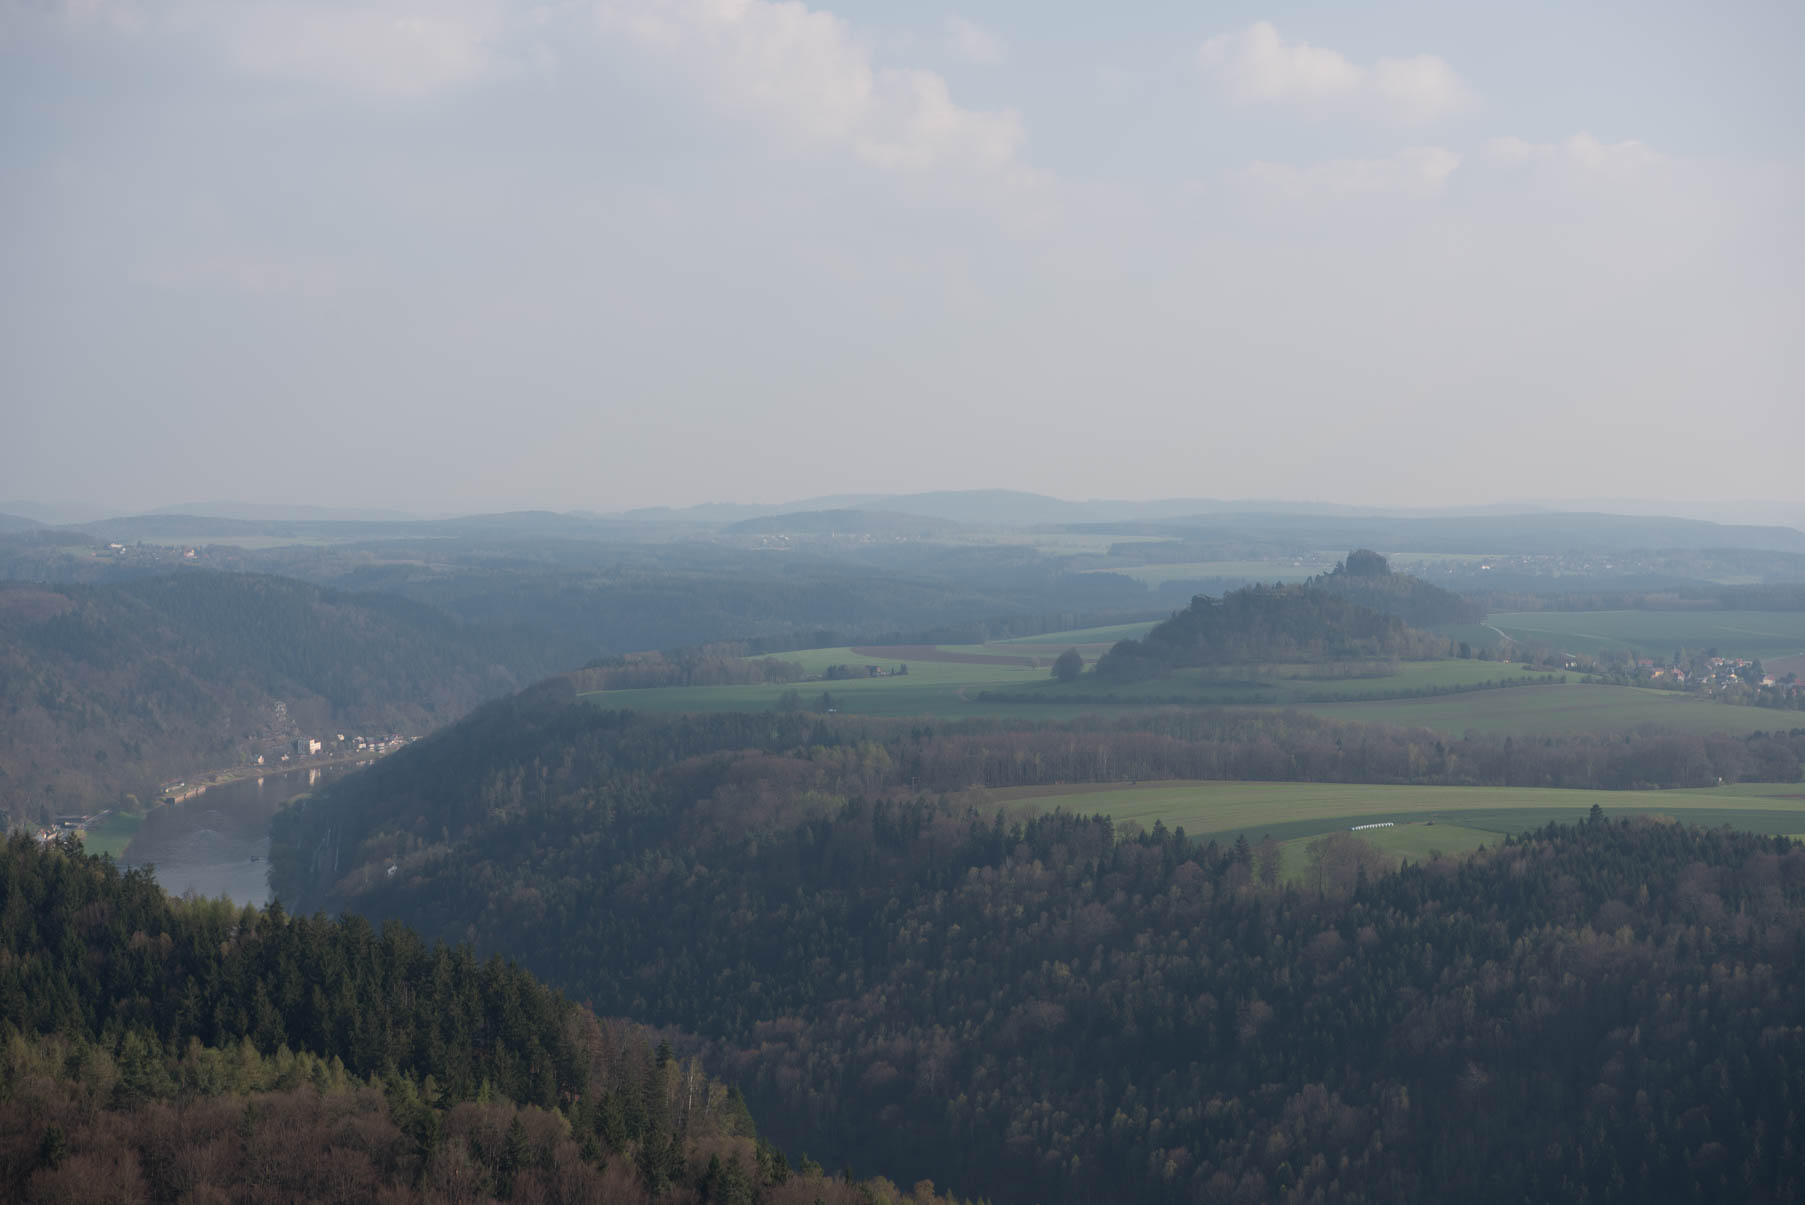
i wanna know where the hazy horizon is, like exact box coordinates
[5,2,1798,516]
[6,489,1805,533]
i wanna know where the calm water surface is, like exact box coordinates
[122,764,354,906]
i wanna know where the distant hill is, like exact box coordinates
[49,499,1805,556]
[148,500,430,521]
[0,571,588,823]
[612,492,1805,541]
[1094,583,1448,679]
[0,513,42,535]
[618,491,1374,527]
[1310,549,1485,626]
[727,508,961,537]
[1145,511,1805,555]
[58,508,672,547]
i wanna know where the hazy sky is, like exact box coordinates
[3,1,1800,515]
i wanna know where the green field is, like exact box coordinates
[1296,683,1794,737]
[588,647,1049,717]
[1274,823,1501,883]
[948,532,1170,555]
[1005,658,1557,701]
[583,653,1574,721]
[579,622,1795,738]
[1489,610,1805,661]
[998,779,1805,879]
[993,621,1160,647]
[79,810,142,859]
[1433,623,1509,651]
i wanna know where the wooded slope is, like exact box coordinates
[0,571,585,821]
[268,695,1805,1202]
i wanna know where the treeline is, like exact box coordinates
[0,572,589,823]
[1094,585,1449,681]
[0,837,973,1205]
[1308,550,1485,626]
[981,671,1564,707]
[1720,583,1805,610]
[261,699,1805,1201]
[572,645,805,691]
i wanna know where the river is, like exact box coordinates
[121,763,355,907]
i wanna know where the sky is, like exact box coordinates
[2,0,1800,517]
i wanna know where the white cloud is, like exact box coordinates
[216,1,510,98]
[1238,146,1462,200]
[8,0,1028,175]
[1199,22,1473,125]
[1485,133,1661,171]
[943,15,1002,65]
[594,0,1024,173]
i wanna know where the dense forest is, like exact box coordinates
[1093,585,1450,681]
[0,836,971,1204]
[0,572,586,823]
[572,647,806,692]
[263,695,1805,1202]
[1306,551,1483,627]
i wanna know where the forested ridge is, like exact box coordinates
[190,538,1155,657]
[270,696,1805,915]
[0,571,587,823]
[268,694,1805,1202]
[0,836,973,1204]
[271,695,1805,915]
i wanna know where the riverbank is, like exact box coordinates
[122,761,368,907]
[158,745,403,804]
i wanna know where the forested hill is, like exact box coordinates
[1309,549,1484,626]
[0,571,588,823]
[1094,583,1449,680]
[263,693,1805,1202]
[0,837,961,1204]
[271,694,1805,915]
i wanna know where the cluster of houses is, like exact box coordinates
[1605,653,1805,706]
[1632,655,1779,690]
[96,541,202,565]
[20,726,416,845]
[253,732,409,766]
[31,815,91,843]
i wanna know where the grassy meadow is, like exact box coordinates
[991,658,1562,705]
[79,810,143,859]
[1295,683,1796,737]
[993,779,1805,881]
[991,621,1160,648]
[1487,610,1805,661]
[578,622,1798,737]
